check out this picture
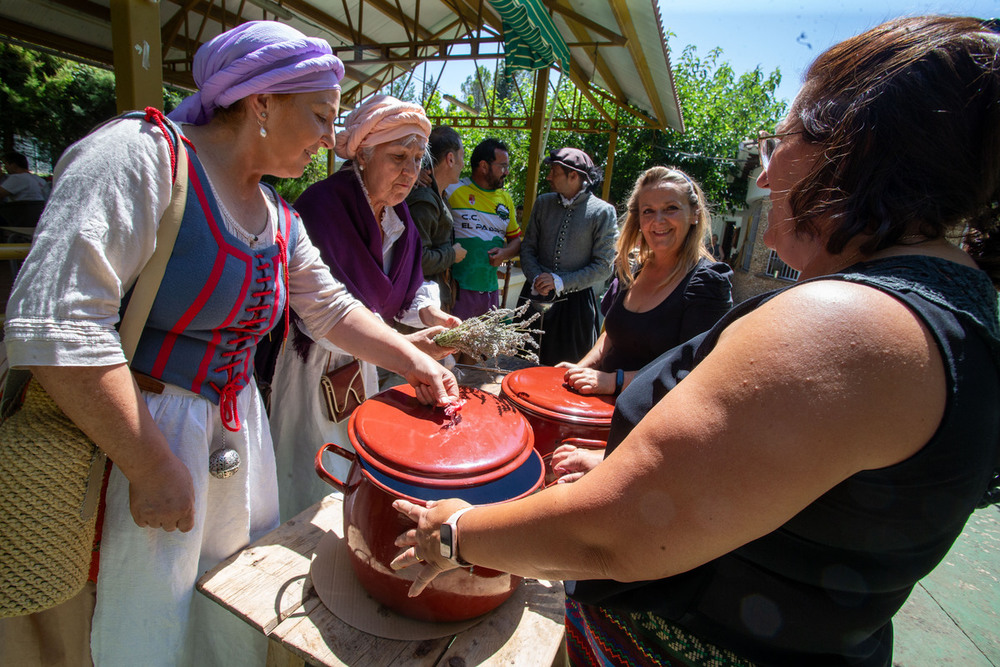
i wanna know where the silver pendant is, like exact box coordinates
[209,447,241,479]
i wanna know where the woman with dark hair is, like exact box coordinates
[391,16,1000,666]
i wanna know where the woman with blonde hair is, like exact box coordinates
[553,166,732,479]
[558,167,732,390]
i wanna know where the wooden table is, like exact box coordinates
[197,493,567,667]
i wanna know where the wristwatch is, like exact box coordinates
[439,507,475,566]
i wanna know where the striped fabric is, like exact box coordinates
[565,598,758,667]
[489,0,570,71]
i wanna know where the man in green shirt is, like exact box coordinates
[444,138,522,319]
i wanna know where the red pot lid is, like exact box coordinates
[501,366,615,424]
[349,385,534,489]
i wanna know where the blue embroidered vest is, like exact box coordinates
[125,115,298,430]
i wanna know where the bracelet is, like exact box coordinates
[614,368,624,396]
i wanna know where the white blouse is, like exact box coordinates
[3,117,361,368]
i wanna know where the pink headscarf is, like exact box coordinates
[334,95,431,159]
[168,21,345,125]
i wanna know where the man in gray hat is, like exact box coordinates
[517,147,617,365]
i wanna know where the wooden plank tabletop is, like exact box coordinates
[197,493,566,667]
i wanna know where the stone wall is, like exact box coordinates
[728,197,797,304]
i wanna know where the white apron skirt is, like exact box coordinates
[92,381,278,667]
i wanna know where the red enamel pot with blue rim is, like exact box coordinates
[316,384,543,622]
[500,366,615,458]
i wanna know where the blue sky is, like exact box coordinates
[663,0,999,105]
[425,1,998,108]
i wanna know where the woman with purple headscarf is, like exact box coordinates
[1,21,457,666]
[269,94,461,521]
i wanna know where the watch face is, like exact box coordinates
[439,523,455,560]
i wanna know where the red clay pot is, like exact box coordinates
[316,385,543,622]
[500,366,615,457]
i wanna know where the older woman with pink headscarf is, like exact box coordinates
[1,22,456,667]
[269,95,461,521]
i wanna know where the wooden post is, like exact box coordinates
[522,67,550,228]
[110,0,164,113]
[602,129,617,203]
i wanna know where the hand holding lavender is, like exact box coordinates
[433,304,542,364]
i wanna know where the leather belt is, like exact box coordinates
[132,371,165,394]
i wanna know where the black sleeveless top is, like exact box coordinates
[568,256,1000,666]
[600,258,733,372]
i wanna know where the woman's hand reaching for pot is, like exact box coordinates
[559,364,615,395]
[391,498,471,596]
[550,442,606,483]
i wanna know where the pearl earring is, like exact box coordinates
[259,111,268,138]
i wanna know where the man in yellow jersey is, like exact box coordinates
[445,138,522,319]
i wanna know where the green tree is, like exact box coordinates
[460,66,495,113]
[436,46,785,213]
[0,43,189,169]
[265,151,332,204]
[386,75,417,102]
[654,45,786,211]
[37,62,119,162]
[0,43,63,159]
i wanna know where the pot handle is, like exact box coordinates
[314,442,356,492]
[557,437,607,450]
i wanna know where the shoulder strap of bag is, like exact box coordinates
[118,108,189,364]
[1,109,186,418]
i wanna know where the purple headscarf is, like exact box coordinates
[168,21,345,125]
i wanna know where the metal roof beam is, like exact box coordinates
[161,0,203,56]
[182,0,245,32]
[558,9,625,101]
[446,0,504,34]
[46,0,110,22]
[538,0,625,46]
[271,0,371,44]
[606,0,667,128]
[571,69,658,126]
[332,37,505,65]
[359,0,434,40]
[565,68,615,125]
[422,113,634,130]
[0,17,112,65]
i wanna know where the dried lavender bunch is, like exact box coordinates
[434,303,542,363]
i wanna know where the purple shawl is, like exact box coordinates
[294,167,424,321]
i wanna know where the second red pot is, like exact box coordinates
[500,366,615,457]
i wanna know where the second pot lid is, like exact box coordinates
[500,366,615,424]
[349,385,534,489]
